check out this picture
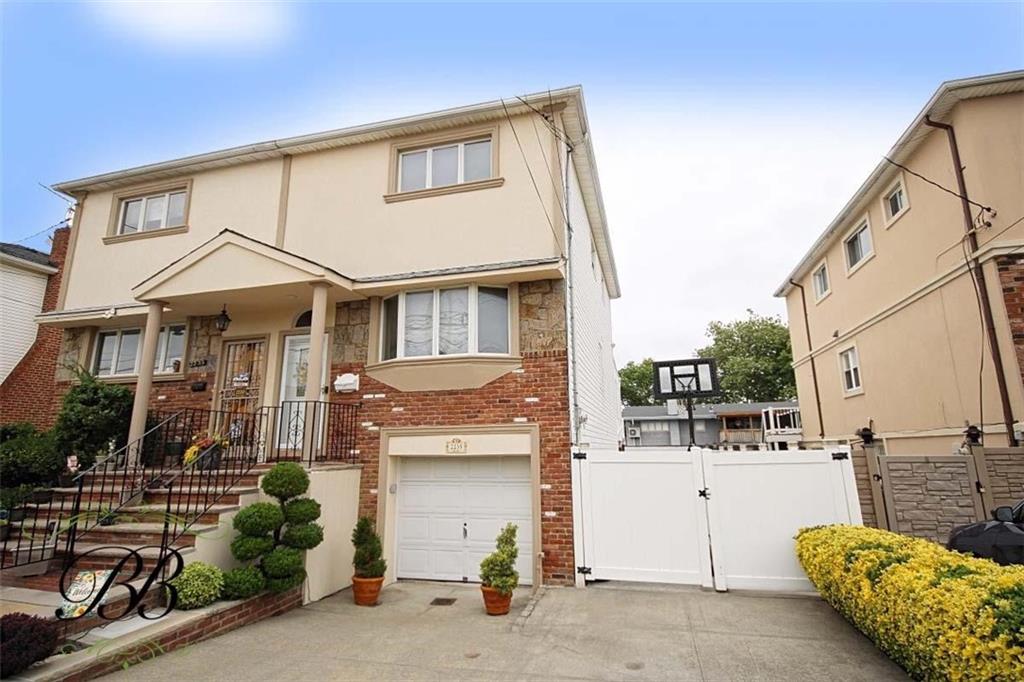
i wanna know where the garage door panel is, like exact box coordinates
[397,456,534,585]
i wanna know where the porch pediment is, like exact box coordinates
[132,230,354,306]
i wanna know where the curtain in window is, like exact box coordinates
[404,291,434,356]
[439,288,468,354]
[477,287,509,353]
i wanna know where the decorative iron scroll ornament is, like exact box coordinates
[57,545,185,622]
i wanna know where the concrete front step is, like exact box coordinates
[141,486,258,506]
[63,543,197,573]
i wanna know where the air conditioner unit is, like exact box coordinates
[627,427,640,438]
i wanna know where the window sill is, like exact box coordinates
[96,373,186,385]
[843,387,864,399]
[103,225,189,244]
[845,251,875,278]
[883,206,910,229]
[813,289,832,305]
[365,354,522,391]
[383,177,504,203]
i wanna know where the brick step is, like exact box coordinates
[63,543,196,573]
[141,486,257,506]
[118,503,239,526]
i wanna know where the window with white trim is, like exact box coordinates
[844,221,873,270]
[380,285,509,361]
[884,182,907,221]
[839,346,862,393]
[398,138,492,192]
[812,261,830,300]
[118,189,188,235]
[93,324,186,377]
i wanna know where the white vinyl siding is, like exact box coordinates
[566,154,623,447]
[0,263,49,382]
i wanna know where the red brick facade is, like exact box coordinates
[0,227,69,429]
[997,254,1024,388]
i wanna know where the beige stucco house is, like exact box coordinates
[29,87,622,586]
[776,71,1024,455]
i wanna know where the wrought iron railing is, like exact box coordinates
[1,401,359,571]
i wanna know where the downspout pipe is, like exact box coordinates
[789,279,826,439]
[925,116,1018,446]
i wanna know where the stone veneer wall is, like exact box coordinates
[329,279,574,584]
[882,457,979,543]
[983,450,1024,508]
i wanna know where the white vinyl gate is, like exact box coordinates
[577,446,861,592]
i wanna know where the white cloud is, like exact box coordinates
[590,92,922,368]
[89,1,292,53]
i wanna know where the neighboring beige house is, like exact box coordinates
[25,87,622,586]
[0,242,58,382]
[776,71,1024,455]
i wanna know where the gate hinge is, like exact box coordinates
[577,566,592,575]
[832,451,849,460]
[698,488,710,499]
[572,452,587,460]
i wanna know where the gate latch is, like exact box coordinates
[832,451,849,460]
[577,566,592,575]
[698,488,710,499]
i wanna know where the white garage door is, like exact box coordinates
[396,456,533,585]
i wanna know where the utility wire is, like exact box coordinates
[514,95,575,151]
[12,218,68,245]
[526,107,569,227]
[38,182,73,204]
[959,232,987,438]
[499,98,563,255]
[883,157,993,213]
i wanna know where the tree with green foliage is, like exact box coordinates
[52,368,133,469]
[618,358,661,406]
[351,516,386,578]
[695,310,795,403]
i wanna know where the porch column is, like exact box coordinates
[302,282,330,463]
[127,301,164,465]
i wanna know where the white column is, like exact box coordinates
[127,301,164,466]
[302,283,330,462]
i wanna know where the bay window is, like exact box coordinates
[380,285,510,361]
[93,324,186,377]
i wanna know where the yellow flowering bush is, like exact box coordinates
[796,525,1024,680]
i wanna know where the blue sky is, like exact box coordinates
[2,2,1021,362]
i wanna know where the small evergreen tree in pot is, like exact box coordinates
[479,523,519,615]
[351,516,386,606]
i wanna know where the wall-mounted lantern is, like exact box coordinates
[214,305,232,333]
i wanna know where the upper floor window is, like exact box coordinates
[94,324,186,377]
[398,138,492,193]
[844,220,873,273]
[812,260,830,300]
[380,284,509,361]
[839,346,862,394]
[118,189,188,235]
[883,179,909,226]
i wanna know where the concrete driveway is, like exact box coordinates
[105,581,905,681]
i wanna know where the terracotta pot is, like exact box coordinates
[481,585,512,616]
[352,575,384,606]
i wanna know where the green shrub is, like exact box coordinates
[169,562,224,610]
[0,484,35,513]
[796,525,1024,680]
[351,516,386,578]
[266,568,306,594]
[283,497,321,525]
[282,523,324,550]
[221,566,266,600]
[52,369,133,469]
[261,547,304,579]
[260,462,309,501]
[0,430,60,487]
[232,503,284,537]
[0,612,60,677]
[0,422,36,445]
[230,534,275,562]
[479,523,519,596]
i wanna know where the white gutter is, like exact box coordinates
[774,70,1024,297]
[0,253,57,276]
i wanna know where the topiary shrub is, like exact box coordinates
[261,547,304,579]
[230,534,276,562]
[232,502,284,537]
[479,523,519,596]
[0,612,59,677]
[221,566,267,600]
[282,522,324,550]
[266,568,307,594]
[352,516,386,578]
[0,429,60,487]
[260,462,309,501]
[52,368,133,470]
[169,562,224,610]
[283,497,321,525]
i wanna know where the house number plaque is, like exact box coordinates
[445,438,468,454]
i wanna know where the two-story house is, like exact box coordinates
[775,71,1024,455]
[35,87,621,587]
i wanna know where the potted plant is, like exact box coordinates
[57,456,79,488]
[479,523,519,616]
[351,516,386,606]
[0,487,29,523]
[97,506,117,526]
[183,434,227,470]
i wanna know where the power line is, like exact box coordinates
[38,182,72,205]
[12,218,68,245]
[513,95,575,151]
[883,157,993,213]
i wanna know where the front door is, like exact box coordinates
[218,339,266,416]
[278,335,328,449]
